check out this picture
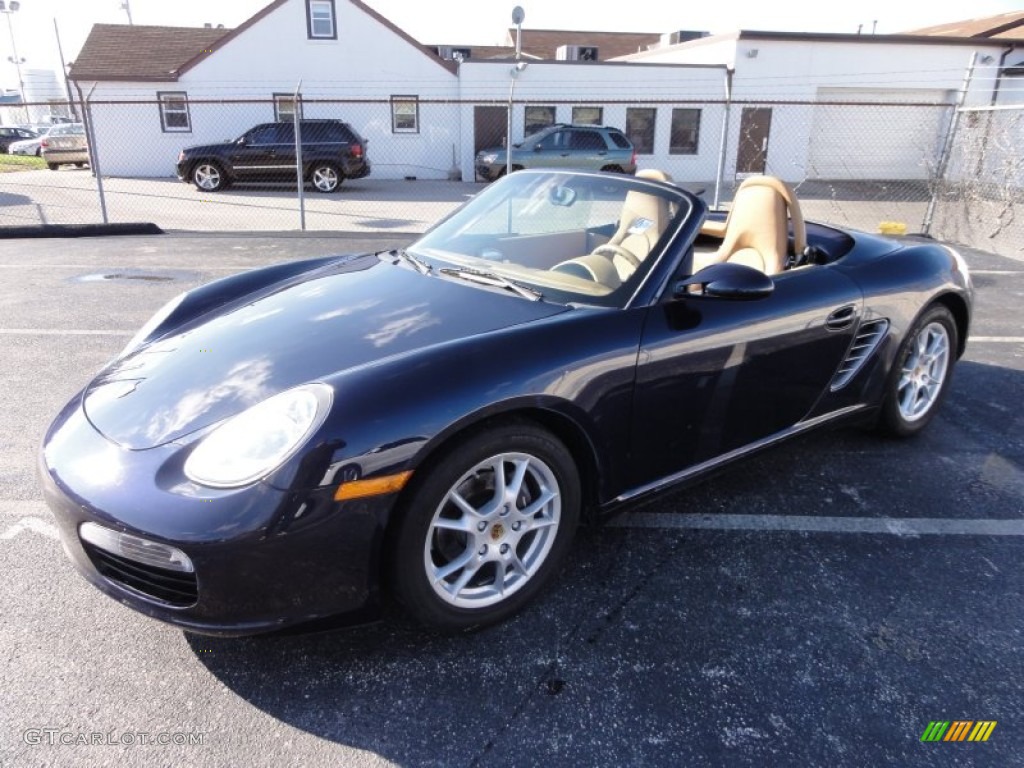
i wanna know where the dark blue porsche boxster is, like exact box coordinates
[39,169,972,634]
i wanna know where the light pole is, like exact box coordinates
[506,6,525,177]
[0,1,26,114]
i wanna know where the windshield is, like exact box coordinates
[409,171,693,308]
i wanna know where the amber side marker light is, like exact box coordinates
[335,471,413,501]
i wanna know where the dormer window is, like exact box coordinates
[307,0,336,40]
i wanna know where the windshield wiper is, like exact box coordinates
[390,249,431,275]
[439,266,542,301]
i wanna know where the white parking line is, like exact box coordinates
[0,329,133,336]
[611,512,1024,536]
[971,336,1024,343]
[0,264,247,271]
[0,517,59,541]
[970,270,1023,275]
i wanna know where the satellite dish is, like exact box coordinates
[511,6,525,25]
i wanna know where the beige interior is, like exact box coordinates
[551,168,674,288]
[693,176,806,275]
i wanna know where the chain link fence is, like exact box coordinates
[0,95,1020,258]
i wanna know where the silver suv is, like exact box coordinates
[476,124,636,181]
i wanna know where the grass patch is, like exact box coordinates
[0,154,46,172]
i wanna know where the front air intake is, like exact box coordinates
[830,319,889,391]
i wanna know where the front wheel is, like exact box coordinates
[390,423,580,632]
[878,304,957,437]
[191,162,226,192]
[310,162,341,193]
[46,162,59,171]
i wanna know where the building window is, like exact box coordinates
[274,94,302,122]
[670,108,701,155]
[572,106,602,126]
[626,107,656,155]
[306,0,337,40]
[391,96,419,133]
[157,92,191,132]
[524,105,556,136]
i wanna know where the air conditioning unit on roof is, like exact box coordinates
[556,45,598,61]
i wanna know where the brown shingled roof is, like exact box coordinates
[905,11,1024,39]
[71,0,456,82]
[429,29,662,61]
[510,29,662,60]
[69,24,230,81]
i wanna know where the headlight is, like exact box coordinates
[478,153,498,164]
[119,291,186,359]
[184,383,333,488]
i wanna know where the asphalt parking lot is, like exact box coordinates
[1,232,1022,767]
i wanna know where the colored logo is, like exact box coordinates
[921,721,997,742]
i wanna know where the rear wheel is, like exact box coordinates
[310,162,341,193]
[601,164,625,173]
[191,162,226,192]
[46,162,58,171]
[390,423,580,632]
[878,304,957,437]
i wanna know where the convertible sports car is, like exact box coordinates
[39,170,972,635]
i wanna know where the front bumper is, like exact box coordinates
[39,393,393,635]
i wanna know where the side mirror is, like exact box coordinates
[236,136,247,145]
[673,261,774,300]
[534,143,543,151]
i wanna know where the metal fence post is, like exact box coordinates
[293,81,306,231]
[76,83,108,224]
[922,52,977,235]
[713,68,733,210]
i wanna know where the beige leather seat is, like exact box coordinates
[695,176,806,275]
[594,169,673,281]
[551,169,673,288]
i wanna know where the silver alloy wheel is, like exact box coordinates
[897,321,950,422]
[193,164,221,191]
[312,165,339,192]
[424,452,561,608]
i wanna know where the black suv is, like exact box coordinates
[176,120,370,193]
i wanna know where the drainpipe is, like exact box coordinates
[991,44,1016,106]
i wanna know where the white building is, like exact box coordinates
[69,0,1024,186]
[618,30,1023,183]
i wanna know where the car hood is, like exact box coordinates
[84,255,569,449]
[182,140,237,155]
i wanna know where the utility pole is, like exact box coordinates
[121,0,133,25]
[53,18,77,120]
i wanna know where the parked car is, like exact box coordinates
[9,125,56,157]
[0,125,39,153]
[41,123,89,169]
[475,123,637,181]
[176,119,371,193]
[40,170,972,636]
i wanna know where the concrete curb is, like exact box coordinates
[0,223,163,239]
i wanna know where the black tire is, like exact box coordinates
[34,147,41,157]
[877,304,958,437]
[309,162,342,193]
[191,161,226,192]
[601,164,625,173]
[46,162,59,171]
[390,422,580,632]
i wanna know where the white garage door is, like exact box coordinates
[808,88,953,180]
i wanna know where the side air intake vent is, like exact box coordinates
[830,319,889,391]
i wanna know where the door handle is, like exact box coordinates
[825,305,856,331]
[560,152,570,157]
